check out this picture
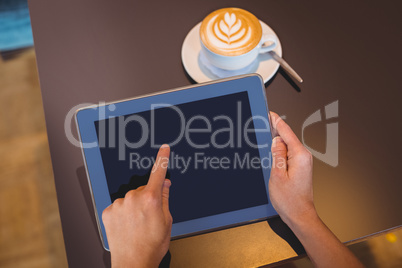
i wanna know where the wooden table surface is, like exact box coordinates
[0,49,68,267]
[28,0,402,267]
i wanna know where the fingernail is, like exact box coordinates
[163,179,171,188]
[272,137,283,146]
[161,144,169,148]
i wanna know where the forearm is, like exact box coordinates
[286,211,364,268]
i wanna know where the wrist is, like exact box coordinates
[282,206,320,232]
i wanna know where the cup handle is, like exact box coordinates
[259,33,277,53]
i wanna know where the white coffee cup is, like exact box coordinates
[200,8,277,71]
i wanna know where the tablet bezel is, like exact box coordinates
[75,74,277,251]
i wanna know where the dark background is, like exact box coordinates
[28,0,402,267]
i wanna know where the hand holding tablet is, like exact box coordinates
[268,112,315,226]
[76,76,364,267]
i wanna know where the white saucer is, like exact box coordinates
[181,21,282,83]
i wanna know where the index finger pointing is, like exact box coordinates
[146,144,170,193]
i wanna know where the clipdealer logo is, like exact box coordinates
[64,100,339,168]
[302,101,339,167]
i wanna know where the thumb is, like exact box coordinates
[271,137,288,177]
[162,179,171,214]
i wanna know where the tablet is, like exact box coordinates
[75,74,277,250]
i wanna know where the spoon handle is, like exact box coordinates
[268,51,303,83]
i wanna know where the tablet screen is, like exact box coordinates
[94,91,268,223]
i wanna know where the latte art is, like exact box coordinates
[200,8,262,56]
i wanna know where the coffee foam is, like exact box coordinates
[200,8,262,56]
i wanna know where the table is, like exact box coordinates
[28,0,402,267]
